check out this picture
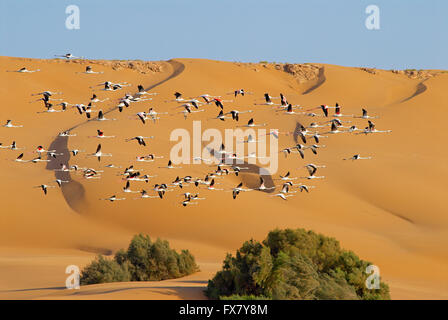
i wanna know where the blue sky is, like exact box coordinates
[1,0,446,70]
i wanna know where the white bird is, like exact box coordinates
[136,189,159,199]
[278,171,297,181]
[54,164,77,172]
[95,110,116,121]
[31,155,51,163]
[0,141,23,150]
[126,136,154,146]
[347,125,362,133]
[7,67,40,73]
[231,182,253,199]
[309,144,326,155]
[77,65,103,74]
[122,181,139,193]
[239,118,266,128]
[136,85,158,96]
[257,93,280,106]
[355,108,379,119]
[211,110,231,121]
[90,94,109,103]
[304,163,326,170]
[356,120,392,135]
[180,107,205,120]
[136,154,163,162]
[91,81,131,91]
[34,184,55,195]
[225,109,253,122]
[343,154,372,161]
[254,177,275,191]
[325,122,343,134]
[206,179,223,191]
[319,104,337,117]
[55,53,83,60]
[301,165,325,180]
[48,151,63,159]
[312,132,328,144]
[158,160,182,169]
[88,144,112,162]
[101,195,125,202]
[198,93,221,104]
[181,199,199,207]
[297,183,316,193]
[307,122,326,129]
[14,153,28,162]
[278,104,301,115]
[55,179,69,187]
[31,90,63,97]
[270,183,295,200]
[70,149,84,157]
[58,131,76,137]
[147,108,168,121]
[89,129,115,139]
[105,164,122,169]
[333,103,353,117]
[37,103,64,114]
[240,134,259,143]
[2,120,23,128]
[35,146,56,154]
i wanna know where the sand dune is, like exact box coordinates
[0,56,447,299]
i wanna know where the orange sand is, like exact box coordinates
[0,57,447,299]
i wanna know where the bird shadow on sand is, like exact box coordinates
[46,135,87,213]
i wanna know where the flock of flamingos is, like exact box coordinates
[3,54,391,206]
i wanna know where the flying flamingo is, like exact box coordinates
[100,195,126,202]
[95,110,116,121]
[88,144,112,162]
[355,108,379,119]
[7,67,40,73]
[34,184,55,195]
[0,141,24,150]
[89,130,115,139]
[254,177,275,191]
[343,154,372,161]
[2,120,23,128]
[301,165,325,180]
[76,65,103,74]
[126,136,154,146]
[239,118,266,128]
[54,53,83,60]
[270,183,295,200]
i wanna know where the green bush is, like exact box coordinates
[80,255,131,285]
[80,234,199,285]
[206,228,390,300]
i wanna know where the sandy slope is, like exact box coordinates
[0,57,447,299]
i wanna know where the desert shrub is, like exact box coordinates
[206,228,390,300]
[80,255,131,285]
[80,234,199,285]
